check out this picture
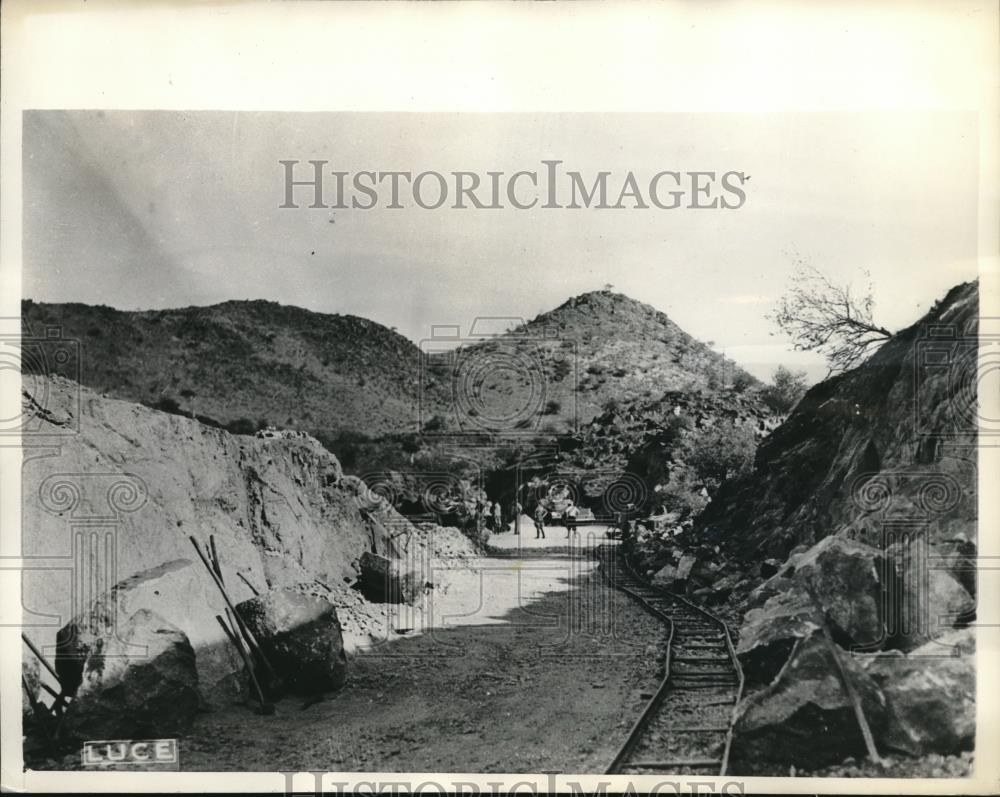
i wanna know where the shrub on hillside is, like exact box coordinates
[731,371,756,393]
[679,421,756,491]
[655,466,710,519]
[226,417,258,436]
[153,396,181,414]
[761,365,808,414]
[423,415,446,433]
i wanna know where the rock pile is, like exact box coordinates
[730,533,975,765]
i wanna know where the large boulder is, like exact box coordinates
[737,592,822,684]
[650,562,677,590]
[358,551,423,605]
[862,629,975,755]
[885,538,975,651]
[675,552,698,584]
[55,608,199,740]
[82,558,248,705]
[732,631,888,769]
[235,587,347,694]
[738,536,887,684]
[777,536,886,646]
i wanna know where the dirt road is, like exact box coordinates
[182,530,666,773]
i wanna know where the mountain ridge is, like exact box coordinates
[22,289,761,444]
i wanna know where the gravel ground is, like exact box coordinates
[178,550,667,773]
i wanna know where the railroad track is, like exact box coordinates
[599,544,744,776]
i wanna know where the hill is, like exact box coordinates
[21,299,427,437]
[422,290,761,435]
[23,290,759,449]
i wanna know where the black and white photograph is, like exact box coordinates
[2,2,997,794]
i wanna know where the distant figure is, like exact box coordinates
[533,503,548,539]
[564,501,579,537]
[617,509,631,541]
[492,501,503,534]
[484,500,495,533]
[513,501,523,535]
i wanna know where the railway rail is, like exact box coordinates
[599,544,744,776]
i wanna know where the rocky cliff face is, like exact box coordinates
[20,377,478,705]
[689,280,979,766]
[698,280,978,564]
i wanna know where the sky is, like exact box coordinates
[23,110,979,384]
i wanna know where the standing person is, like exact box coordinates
[564,501,579,538]
[513,500,523,535]
[492,500,503,534]
[533,503,547,539]
[475,500,486,538]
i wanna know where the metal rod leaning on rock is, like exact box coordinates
[821,627,882,765]
[22,675,49,720]
[209,535,224,583]
[21,633,60,684]
[22,633,70,716]
[215,614,274,715]
[237,572,260,597]
[36,679,62,702]
[803,582,882,765]
[189,536,278,681]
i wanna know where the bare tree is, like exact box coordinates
[770,264,892,374]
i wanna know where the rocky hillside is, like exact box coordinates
[20,376,478,711]
[697,279,978,562]
[425,290,760,435]
[21,299,427,437]
[624,280,978,771]
[568,387,778,473]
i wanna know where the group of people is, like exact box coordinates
[474,497,585,540]
[476,499,506,534]
[531,500,580,539]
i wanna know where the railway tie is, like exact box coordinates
[598,544,745,777]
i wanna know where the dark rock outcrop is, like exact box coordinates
[720,281,980,770]
[698,281,978,582]
[358,551,423,605]
[235,588,347,694]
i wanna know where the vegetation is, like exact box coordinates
[760,365,809,414]
[769,263,892,374]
